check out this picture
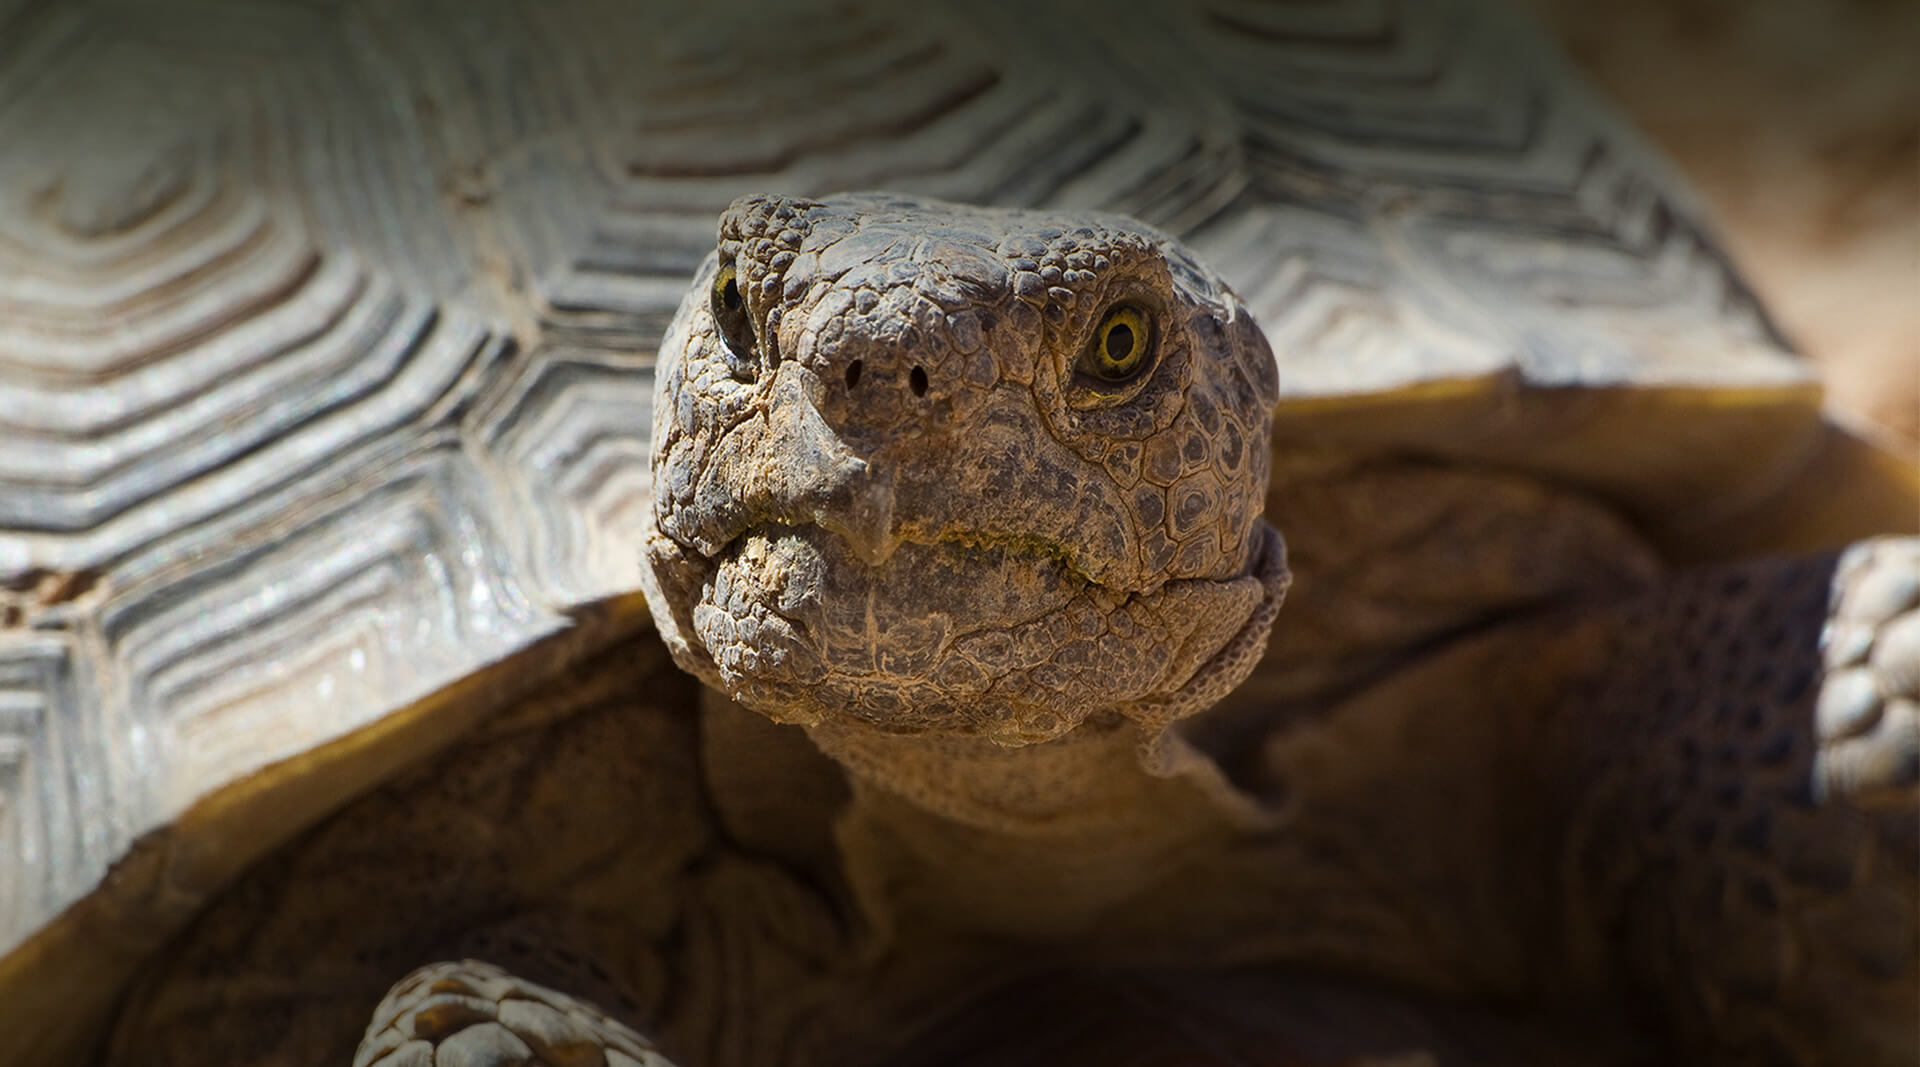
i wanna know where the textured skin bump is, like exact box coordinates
[354,960,676,1067]
[1816,538,1920,803]
[640,193,1285,744]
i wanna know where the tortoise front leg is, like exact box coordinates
[1571,538,1919,1064]
[1244,539,1916,1065]
[355,960,676,1067]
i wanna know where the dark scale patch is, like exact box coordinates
[1678,737,1704,789]
[1775,662,1816,707]
[1181,430,1209,467]
[1218,420,1243,470]
[1717,657,1747,690]
[1782,773,1818,808]
[1682,645,1705,675]
[1647,797,1681,832]
[1741,877,1781,914]
[1694,868,1729,923]
[1656,686,1685,718]
[1732,812,1773,855]
[1753,727,1799,767]
[1713,780,1744,809]
[1689,819,1719,850]
[1172,487,1213,538]
[1188,389,1221,435]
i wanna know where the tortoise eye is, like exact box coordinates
[1081,304,1152,384]
[710,260,756,378]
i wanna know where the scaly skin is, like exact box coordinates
[382,194,1915,1065]
[640,193,1288,745]
[102,195,1915,1066]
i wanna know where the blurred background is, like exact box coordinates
[1525,0,1919,449]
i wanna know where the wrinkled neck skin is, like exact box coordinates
[807,715,1262,941]
[796,538,1290,941]
[803,712,1250,838]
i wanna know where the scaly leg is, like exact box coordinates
[1565,537,1918,1064]
[1240,538,1915,1065]
[355,960,676,1067]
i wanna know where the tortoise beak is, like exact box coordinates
[817,462,902,567]
[757,368,906,567]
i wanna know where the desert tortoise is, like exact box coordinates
[0,0,1914,1065]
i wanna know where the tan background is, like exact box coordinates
[1524,0,1919,449]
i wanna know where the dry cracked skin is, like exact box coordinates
[641,193,1287,744]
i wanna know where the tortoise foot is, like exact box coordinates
[354,960,676,1067]
[1815,537,1920,803]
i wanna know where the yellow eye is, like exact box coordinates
[709,259,756,377]
[1082,304,1152,383]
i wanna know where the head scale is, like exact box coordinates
[640,193,1287,745]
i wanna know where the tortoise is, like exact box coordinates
[0,0,1914,1064]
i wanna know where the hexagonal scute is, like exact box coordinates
[474,349,658,605]
[0,631,105,948]
[0,0,1911,1063]
[0,2,664,1046]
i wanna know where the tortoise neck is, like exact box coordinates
[806,715,1166,833]
[805,715,1269,939]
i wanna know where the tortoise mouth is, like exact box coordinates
[639,519,1282,744]
[673,522,1095,739]
[701,523,1087,665]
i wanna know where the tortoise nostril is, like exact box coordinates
[909,365,928,397]
[845,360,862,389]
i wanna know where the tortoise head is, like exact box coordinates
[640,193,1287,744]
